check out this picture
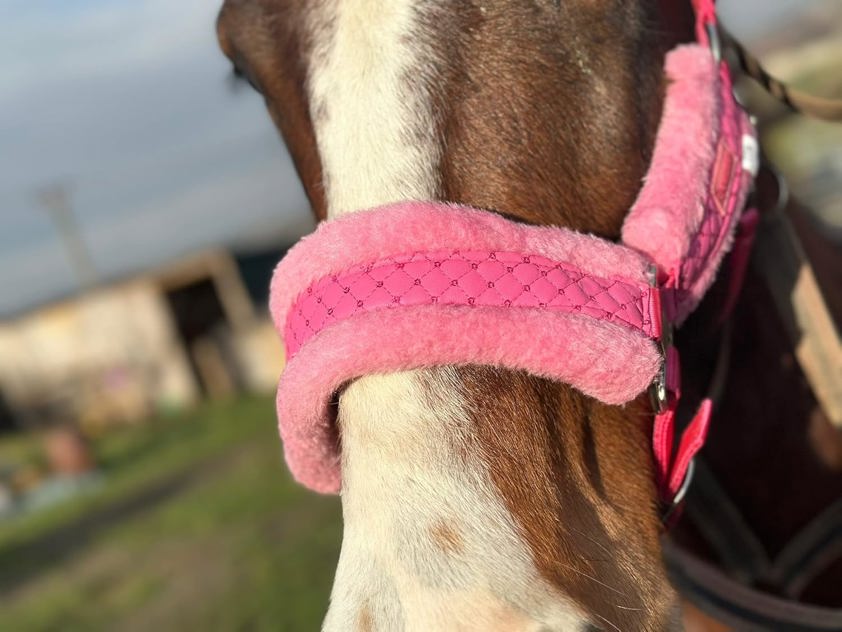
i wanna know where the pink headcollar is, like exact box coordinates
[269,8,757,499]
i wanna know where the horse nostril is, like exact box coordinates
[227,62,261,95]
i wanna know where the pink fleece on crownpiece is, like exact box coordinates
[269,44,755,494]
[284,249,663,362]
[623,46,754,324]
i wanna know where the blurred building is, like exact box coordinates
[0,248,285,433]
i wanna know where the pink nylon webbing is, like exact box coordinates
[691,0,717,44]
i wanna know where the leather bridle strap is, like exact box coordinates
[684,459,842,598]
[752,166,842,428]
[696,0,842,122]
[719,25,842,122]
[682,459,769,581]
[663,539,842,631]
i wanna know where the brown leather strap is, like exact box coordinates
[683,460,769,581]
[770,499,842,599]
[752,196,842,429]
[664,540,842,631]
[683,459,842,599]
[720,25,842,122]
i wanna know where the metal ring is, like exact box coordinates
[671,459,696,507]
[769,165,790,214]
[757,162,790,215]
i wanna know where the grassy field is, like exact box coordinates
[0,396,342,631]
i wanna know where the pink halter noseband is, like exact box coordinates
[269,2,757,505]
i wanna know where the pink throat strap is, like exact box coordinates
[268,6,756,501]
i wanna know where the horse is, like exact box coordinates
[215,1,842,629]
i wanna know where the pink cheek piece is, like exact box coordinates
[268,42,756,495]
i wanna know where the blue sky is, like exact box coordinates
[0,0,311,315]
[0,0,826,316]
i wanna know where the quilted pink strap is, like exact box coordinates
[668,62,754,323]
[286,249,660,361]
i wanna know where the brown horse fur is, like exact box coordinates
[217,0,841,628]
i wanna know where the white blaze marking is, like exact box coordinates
[305,2,589,629]
[307,0,441,217]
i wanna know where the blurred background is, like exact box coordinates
[0,1,839,630]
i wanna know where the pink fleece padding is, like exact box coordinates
[623,45,754,323]
[676,63,754,322]
[623,46,718,274]
[271,202,653,329]
[277,305,661,493]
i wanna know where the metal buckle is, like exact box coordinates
[706,21,722,62]
[759,163,790,215]
[661,459,696,525]
[648,264,673,414]
[671,459,695,507]
[650,358,669,414]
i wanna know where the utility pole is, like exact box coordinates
[36,183,97,288]
[32,182,101,448]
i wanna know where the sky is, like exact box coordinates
[0,0,831,317]
[0,0,311,316]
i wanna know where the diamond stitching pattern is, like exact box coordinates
[677,78,744,311]
[286,249,655,358]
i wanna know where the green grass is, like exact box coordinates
[0,396,342,631]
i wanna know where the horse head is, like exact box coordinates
[217,1,701,628]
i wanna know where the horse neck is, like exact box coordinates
[304,1,683,629]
